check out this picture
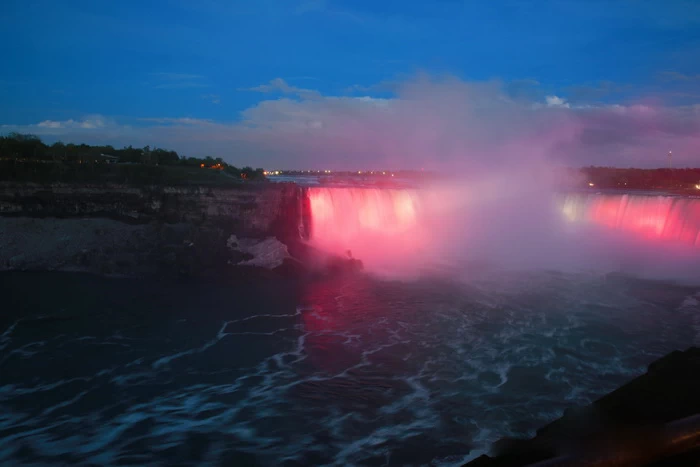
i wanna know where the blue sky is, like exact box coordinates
[2,0,700,168]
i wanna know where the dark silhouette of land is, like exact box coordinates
[573,166,700,195]
[2,132,699,193]
[0,132,265,186]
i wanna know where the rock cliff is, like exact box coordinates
[0,182,305,278]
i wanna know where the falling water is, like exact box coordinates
[306,187,700,278]
[561,193,700,247]
[306,187,428,271]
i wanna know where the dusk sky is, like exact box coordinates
[2,0,700,169]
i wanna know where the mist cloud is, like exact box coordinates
[3,74,699,169]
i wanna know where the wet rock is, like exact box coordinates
[228,235,290,269]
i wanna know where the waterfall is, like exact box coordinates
[305,187,427,270]
[561,193,700,247]
[304,186,700,276]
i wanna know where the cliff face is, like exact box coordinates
[0,182,300,237]
[0,182,303,278]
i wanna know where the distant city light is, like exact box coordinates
[382,171,386,175]
[358,171,362,174]
[695,184,700,190]
[588,182,595,187]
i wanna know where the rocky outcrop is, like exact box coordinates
[227,235,291,269]
[0,182,300,237]
[0,182,304,278]
[465,347,700,467]
[0,217,242,278]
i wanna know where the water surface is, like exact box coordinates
[1,271,698,465]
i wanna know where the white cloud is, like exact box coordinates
[25,116,108,130]
[139,117,214,125]
[243,78,320,99]
[545,95,570,108]
[36,120,63,129]
[4,74,700,169]
[353,96,390,107]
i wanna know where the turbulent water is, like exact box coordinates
[2,270,699,466]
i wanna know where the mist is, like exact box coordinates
[306,174,700,284]
[268,74,699,283]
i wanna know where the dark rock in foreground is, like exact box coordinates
[465,347,700,466]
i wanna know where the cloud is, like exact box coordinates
[567,81,631,101]
[243,78,320,99]
[138,117,214,126]
[545,95,570,108]
[1,115,135,146]
[4,74,700,169]
[345,79,400,94]
[8,115,110,131]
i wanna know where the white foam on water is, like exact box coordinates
[2,271,698,465]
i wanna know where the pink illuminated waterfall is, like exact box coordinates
[304,187,700,275]
[561,193,700,247]
[306,187,428,270]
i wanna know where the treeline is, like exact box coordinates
[0,132,265,184]
[576,167,700,192]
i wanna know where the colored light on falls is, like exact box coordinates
[305,187,700,275]
[561,193,700,248]
[307,187,427,270]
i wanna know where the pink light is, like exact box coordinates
[564,194,700,248]
[307,187,427,272]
